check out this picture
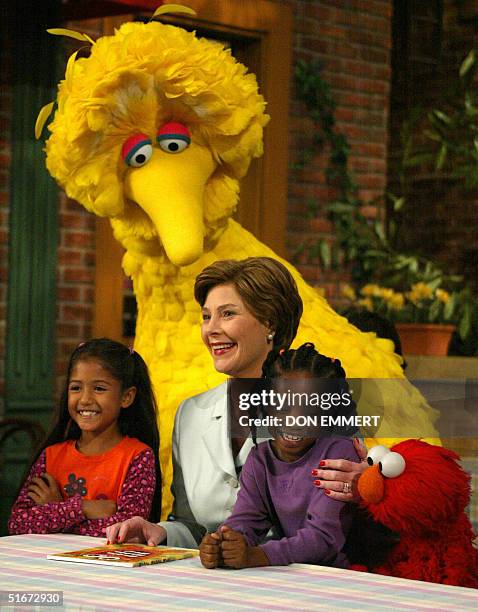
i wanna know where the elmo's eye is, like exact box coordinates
[157,121,191,154]
[380,451,406,478]
[366,445,390,466]
[122,134,153,167]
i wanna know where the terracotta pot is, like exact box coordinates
[396,323,455,356]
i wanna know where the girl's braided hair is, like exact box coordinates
[257,342,357,441]
[262,342,346,379]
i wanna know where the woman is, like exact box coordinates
[106,257,365,547]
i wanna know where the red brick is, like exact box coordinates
[58,250,83,266]
[63,268,95,284]
[354,142,386,157]
[310,218,334,233]
[84,251,96,266]
[62,304,93,322]
[60,213,90,229]
[59,341,80,357]
[62,231,94,248]
[82,287,95,303]
[295,18,322,36]
[0,154,10,168]
[57,287,81,301]
[359,174,386,190]
[305,5,336,21]
[359,205,379,219]
[57,323,81,337]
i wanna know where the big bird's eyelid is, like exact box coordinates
[157,122,191,154]
[121,133,153,167]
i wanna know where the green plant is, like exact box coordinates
[341,281,472,333]
[293,57,478,352]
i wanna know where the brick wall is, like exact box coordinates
[287,0,393,301]
[55,194,96,397]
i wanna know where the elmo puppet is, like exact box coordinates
[355,439,478,588]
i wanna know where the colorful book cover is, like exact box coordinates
[47,543,199,567]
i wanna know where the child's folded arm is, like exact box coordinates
[259,490,353,566]
[8,451,85,534]
[75,448,156,537]
[221,449,272,546]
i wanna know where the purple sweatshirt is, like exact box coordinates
[223,437,359,567]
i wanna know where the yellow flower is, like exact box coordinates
[358,297,373,311]
[341,284,356,301]
[360,284,381,297]
[436,288,450,304]
[407,282,433,303]
[387,292,405,310]
[379,288,395,301]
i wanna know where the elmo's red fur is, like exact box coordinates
[354,440,478,587]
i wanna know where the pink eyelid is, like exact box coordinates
[121,133,151,162]
[157,121,191,142]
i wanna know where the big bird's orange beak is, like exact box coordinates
[124,144,216,266]
[357,464,384,504]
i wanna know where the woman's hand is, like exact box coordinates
[312,438,368,502]
[27,473,63,505]
[82,499,117,519]
[220,526,269,569]
[199,531,222,569]
[105,516,166,546]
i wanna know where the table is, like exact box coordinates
[1,534,477,611]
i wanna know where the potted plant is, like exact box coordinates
[340,280,469,355]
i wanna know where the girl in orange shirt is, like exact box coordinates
[9,338,161,536]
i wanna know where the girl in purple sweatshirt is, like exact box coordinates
[200,343,360,569]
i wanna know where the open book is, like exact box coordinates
[47,543,198,567]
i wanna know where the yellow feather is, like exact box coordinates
[152,4,197,18]
[65,51,78,89]
[47,28,93,44]
[34,101,55,139]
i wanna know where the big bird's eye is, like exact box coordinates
[366,445,390,466]
[380,451,406,478]
[157,121,191,154]
[122,134,153,167]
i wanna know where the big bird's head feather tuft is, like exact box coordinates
[45,21,268,257]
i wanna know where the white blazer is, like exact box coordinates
[159,382,258,548]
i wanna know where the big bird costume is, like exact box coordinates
[38,5,439,515]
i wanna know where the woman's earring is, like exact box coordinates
[267,332,275,344]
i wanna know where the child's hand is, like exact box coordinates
[82,499,117,519]
[220,526,270,569]
[220,526,249,568]
[27,473,63,505]
[106,517,167,546]
[199,531,222,569]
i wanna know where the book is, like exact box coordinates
[47,543,199,567]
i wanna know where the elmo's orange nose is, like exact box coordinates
[358,464,384,504]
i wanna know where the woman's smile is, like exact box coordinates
[201,284,272,378]
[209,341,236,356]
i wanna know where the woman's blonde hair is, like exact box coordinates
[194,257,303,349]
